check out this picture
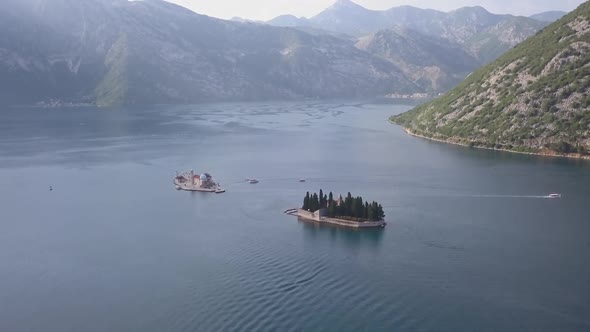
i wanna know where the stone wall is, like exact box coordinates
[295,209,385,228]
[296,209,321,221]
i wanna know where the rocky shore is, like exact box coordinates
[397,125,590,161]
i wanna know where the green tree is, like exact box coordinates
[377,204,385,221]
[303,192,310,210]
[303,191,384,221]
[311,193,319,212]
[356,197,364,218]
[351,197,358,218]
[328,201,336,218]
[346,192,353,212]
[367,203,374,221]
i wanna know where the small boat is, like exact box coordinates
[175,185,181,190]
[215,189,226,194]
[547,193,561,199]
[299,179,306,183]
[248,179,259,184]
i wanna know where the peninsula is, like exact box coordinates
[390,2,590,159]
[286,190,386,228]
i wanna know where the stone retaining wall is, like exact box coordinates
[295,209,385,228]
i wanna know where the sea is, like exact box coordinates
[0,101,588,331]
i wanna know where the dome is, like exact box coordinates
[200,174,207,181]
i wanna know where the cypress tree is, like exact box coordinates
[303,191,384,221]
[311,193,319,212]
[377,204,385,220]
[375,202,380,221]
[328,201,336,218]
[345,192,352,214]
[303,192,310,210]
[357,197,364,219]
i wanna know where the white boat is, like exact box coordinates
[175,185,181,190]
[547,193,561,199]
[215,189,226,194]
[248,179,259,184]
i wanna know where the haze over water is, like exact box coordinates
[0,102,589,331]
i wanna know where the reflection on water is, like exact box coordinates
[299,218,384,249]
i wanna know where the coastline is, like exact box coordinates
[391,121,590,161]
[285,209,386,229]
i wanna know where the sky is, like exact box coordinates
[166,0,586,21]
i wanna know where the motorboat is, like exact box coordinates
[248,179,259,184]
[215,189,226,194]
[547,193,562,199]
[299,179,306,183]
[175,185,181,190]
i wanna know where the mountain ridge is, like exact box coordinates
[529,11,568,22]
[0,0,570,107]
[391,1,590,158]
[0,0,421,106]
[356,27,479,93]
[267,1,555,64]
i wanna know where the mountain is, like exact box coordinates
[530,11,567,22]
[0,0,419,106]
[463,16,546,63]
[356,27,480,92]
[267,15,309,27]
[391,1,590,157]
[269,1,552,64]
[307,0,383,37]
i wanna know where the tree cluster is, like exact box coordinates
[302,190,385,222]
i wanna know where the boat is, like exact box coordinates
[299,179,306,183]
[248,179,259,184]
[547,193,562,199]
[215,189,226,194]
[175,185,181,190]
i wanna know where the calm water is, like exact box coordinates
[0,101,589,332]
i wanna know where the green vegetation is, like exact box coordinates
[95,33,129,107]
[391,2,590,156]
[302,190,385,222]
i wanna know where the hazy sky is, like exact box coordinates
[167,0,586,21]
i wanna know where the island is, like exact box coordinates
[285,190,386,228]
[174,170,225,193]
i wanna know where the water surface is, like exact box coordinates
[0,101,589,331]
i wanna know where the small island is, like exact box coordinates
[285,190,386,228]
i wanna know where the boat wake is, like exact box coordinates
[454,194,558,199]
